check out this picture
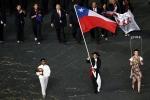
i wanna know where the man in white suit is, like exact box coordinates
[36,58,51,99]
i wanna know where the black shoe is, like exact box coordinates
[94,91,98,94]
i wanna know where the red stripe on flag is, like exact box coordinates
[79,16,117,33]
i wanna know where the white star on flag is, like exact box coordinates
[78,8,84,12]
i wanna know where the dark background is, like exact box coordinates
[0,0,150,100]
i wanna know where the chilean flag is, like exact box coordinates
[75,5,117,33]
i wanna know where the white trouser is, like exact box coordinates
[92,71,101,92]
[96,73,101,92]
[39,76,49,96]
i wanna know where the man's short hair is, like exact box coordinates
[40,58,46,61]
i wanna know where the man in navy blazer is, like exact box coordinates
[51,4,67,43]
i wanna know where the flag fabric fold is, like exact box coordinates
[74,5,117,33]
[114,10,140,34]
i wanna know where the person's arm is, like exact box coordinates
[140,57,144,65]
[36,71,41,76]
[63,11,67,26]
[46,65,51,77]
[129,57,133,66]
[37,10,43,22]
[51,10,55,27]
[140,61,144,65]
[38,10,42,17]
[98,58,101,69]
[30,10,36,19]
[130,61,132,66]
[140,71,142,78]
[22,10,27,17]
[36,66,43,76]
[1,13,6,26]
[69,10,73,27]
[86,56,91,63]
[86,57,95,69]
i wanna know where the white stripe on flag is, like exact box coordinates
[88,10,116,23]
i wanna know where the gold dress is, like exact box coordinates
[130,56,143,79]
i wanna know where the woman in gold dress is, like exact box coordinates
[129,49,143,93]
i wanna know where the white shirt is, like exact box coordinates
[93,7,97,12]
[38,64,51,77]
[94,58,97,69]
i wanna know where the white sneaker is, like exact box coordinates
[105,38,108,40]
[17,41,20,43]
[34,37,37,41]
[37,42,41,44]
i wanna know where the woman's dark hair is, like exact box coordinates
[40,58,46,61]
[133,49,140,52]
[92,52,100,56]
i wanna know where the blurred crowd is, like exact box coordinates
[0,0,134,44]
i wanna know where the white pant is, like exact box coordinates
[39,76,49,96]
[96,73,101,92]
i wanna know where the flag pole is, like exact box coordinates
[74,5,93,67]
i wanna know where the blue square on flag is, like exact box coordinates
[75,5,89,18]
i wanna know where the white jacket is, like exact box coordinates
[37,64,51,77]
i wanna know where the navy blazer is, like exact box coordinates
[51,9,67,28]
